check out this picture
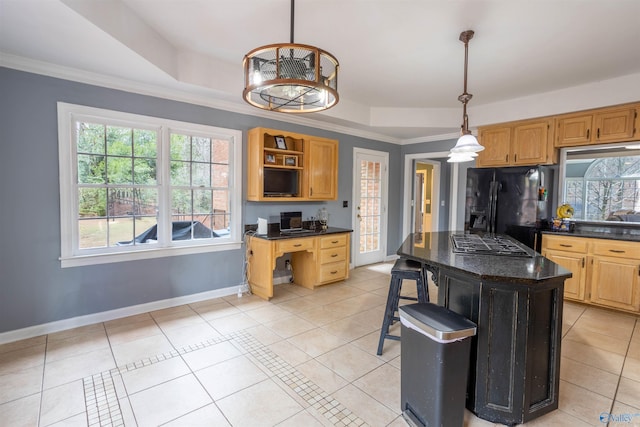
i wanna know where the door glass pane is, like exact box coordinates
[359,160,382,254]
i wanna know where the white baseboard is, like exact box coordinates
[0,284,242,345]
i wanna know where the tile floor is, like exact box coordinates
[1,262,640,426]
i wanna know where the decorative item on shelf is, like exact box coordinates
[242,0,339,113]
[264,153,276,164]
[274,135,287,150]
[318,207,329,230]
[448,30,485,163]
[283,155,297,166]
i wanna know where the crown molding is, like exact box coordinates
[1,53,433,145]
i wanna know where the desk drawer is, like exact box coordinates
[542,235,587,253]
[592,240,639,259]
[276,238,314,253]
[320,246,347,264]
[319,261,347,283]
[319,234,347,249]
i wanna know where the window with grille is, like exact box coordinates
[58,103,242,267]
[564,155,640,221]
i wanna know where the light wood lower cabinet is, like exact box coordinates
[247,232,350,300]
[541,234,640,313]
[543,249,587,301]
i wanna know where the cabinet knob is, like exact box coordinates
[331,253,338,257]
[294,244,302,247]
[559,244,572,248]
[609,249,625,253]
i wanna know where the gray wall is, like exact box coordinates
[0,67,407,333]
[400,139,470,233]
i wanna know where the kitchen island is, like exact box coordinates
[398,232,571,426]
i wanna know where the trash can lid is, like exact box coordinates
[399,303,476,342]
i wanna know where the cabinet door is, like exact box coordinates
[542,249,587,301]
[594,107,637,142]
[476,126,511,167]
[556,114,593,147]
[306,139,338,200]
[589,255,640,312]
[512,120,553,165]
[246,129,263,201]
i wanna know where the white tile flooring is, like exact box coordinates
[1,262,640,426]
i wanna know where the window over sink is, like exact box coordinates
[559,142,640,223]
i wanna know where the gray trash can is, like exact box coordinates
[399,303,477,427]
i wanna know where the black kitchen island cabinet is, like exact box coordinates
[398,232,571,426]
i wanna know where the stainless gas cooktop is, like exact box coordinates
[451,234,532,257]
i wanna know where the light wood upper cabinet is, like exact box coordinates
[594,107,637,142]
[556,104,638,147]
[305,138,338,200]
[246,127,338,201]
[556,113,593,147]
[512,120,553,165]
[477,119,554,167]
[477,126,511,167]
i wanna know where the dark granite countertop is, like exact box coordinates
[541,222,640,242]
[398,232,571,285]
[248,226,352,241]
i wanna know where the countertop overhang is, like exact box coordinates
[398,231,572,285]
[248,226,353,241]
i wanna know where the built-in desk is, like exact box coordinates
[246,227,352,300]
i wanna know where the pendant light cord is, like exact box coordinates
[290,0,295,43]
[458,30,474,134]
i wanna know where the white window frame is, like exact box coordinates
[58,102,242,268]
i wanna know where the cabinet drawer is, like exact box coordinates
[542,235,588,253]
[320,246,347,264]
[319,234,347,249]
[319,262,347,283]
[276,238,314,253]
[592,240,640,259]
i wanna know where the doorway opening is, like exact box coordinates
[402,152,461,238]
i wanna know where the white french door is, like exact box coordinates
[353,148,388,266]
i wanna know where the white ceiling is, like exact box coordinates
[1,0,640,143]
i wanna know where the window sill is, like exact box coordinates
[60,241,242,268]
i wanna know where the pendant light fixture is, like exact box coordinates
[448,30,484,163]
[242,0,339,113]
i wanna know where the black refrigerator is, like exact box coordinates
[464,166,554,251]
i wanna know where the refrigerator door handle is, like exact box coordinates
[489,180,499,236]
[488,181,495,235]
